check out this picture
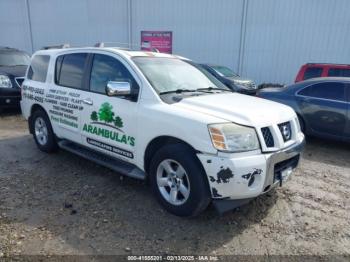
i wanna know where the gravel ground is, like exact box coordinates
[0,111,349,258]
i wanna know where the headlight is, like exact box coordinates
[0,75,12,88]
[234,81,256,90]
[208,123,260,152]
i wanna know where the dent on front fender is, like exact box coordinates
[197,153,268,200]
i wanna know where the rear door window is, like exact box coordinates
[328,68,350,77]
[27,55,50,82]
[298,82,346,102]
[303,67,323,80]
[55,53,88,89]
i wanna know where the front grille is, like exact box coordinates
[278,122,292,142]
[242,82,256,89]
[261,127,274,147]
[247,83,256,89]
[15,77,24,87]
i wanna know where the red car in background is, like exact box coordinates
[295,63,350,83]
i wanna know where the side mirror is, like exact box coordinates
[106,81,131,97]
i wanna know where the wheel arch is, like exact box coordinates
[28,104,48,134]
[296,112,306,133]
[143,136,200,176]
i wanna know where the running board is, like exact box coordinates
[58,140,145,180]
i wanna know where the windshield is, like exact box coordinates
[211,65,238,78]
[0,52,30,67]
[133,57,229,93]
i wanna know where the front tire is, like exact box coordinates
[31,109,58,153]
[149,144,211,217]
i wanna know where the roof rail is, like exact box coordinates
[94,42,131,50]
[306,62,350,66]
[41,44,70,50]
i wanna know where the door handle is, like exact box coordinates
[82,98,93,105]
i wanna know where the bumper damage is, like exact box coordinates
[197,135,305,214]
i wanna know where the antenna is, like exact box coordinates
[151,48,160,53]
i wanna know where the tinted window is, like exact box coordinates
[210,65,238,77]
[56,53,87,89]
[299,82,346,101]
[55,55,64,83]
[303,67,323,80]
[90,54,137,94]
[328,68,350,77]
[27,55,50,82]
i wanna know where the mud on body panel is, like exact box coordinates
[197,153,268,199]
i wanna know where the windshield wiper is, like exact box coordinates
[159,89,198,95]
[196,87,233,92]
[159,87,233,95]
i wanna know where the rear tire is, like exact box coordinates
[149,144,211,217]
[31,109,58,153]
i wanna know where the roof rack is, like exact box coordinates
[41,44,70,50]
[94,42,131,50]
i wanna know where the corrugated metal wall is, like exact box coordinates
[131,0,244,73]
[1,0,350,84]
[243,0,350,84]
[0,0,32,53]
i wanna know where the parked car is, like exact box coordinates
[258,77,350,142]
[0,47,30,112]
[295,63,350,83]
[21,45,304,217]
[200,64,257,95]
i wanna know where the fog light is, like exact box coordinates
[5,99,11,104]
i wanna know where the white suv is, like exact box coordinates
[21,46,305,217]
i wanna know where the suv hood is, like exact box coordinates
[0,65,27,77]
[174,92,295,127]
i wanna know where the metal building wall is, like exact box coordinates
[0,0,33,53]
[243,0,350,84]
[1,0,350,84]
[28,0,129,51]
[131,0,245,73]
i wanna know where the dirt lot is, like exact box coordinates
[0,111,349,257]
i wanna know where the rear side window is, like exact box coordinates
[55,53,88,89]
[328,68,350,77]
[27,55,50,82]
[298,82,346,102]
[303,67,323,80]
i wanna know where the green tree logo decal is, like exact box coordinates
[90,102,124,131]
[90,111,98,121]
[98,102,115,123]
[114,116,123,128]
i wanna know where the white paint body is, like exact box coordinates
[21,47,305,200]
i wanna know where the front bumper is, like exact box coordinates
[237,88,257,95]
[0,88,21,109]
[197,134,305,201]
